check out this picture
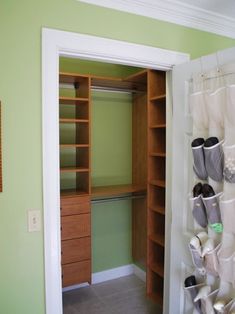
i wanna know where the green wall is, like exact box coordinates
[1,1,235,313]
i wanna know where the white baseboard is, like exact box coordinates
[92,264,134,284]
[62,263,146,292]
[133,264,146,283]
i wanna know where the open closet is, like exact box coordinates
[58,58,167,307]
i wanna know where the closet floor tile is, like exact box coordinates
[63,274,162,314]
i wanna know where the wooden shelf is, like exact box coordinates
[150,152,166,157]
[91,184,146,199]
[149,180,165,188]
[59,118,89,123]
[60,167,89,173]
[150,94,166,102]
[149,262,164,278]
[124,69,147,84]
[149,233,165,247]
[59,72,89,84]
[149,206,165,215]
[60,144,89,148]
[149,124,166,129]
[59,96,89,104]
[60,189,88,197]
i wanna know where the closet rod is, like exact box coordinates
[91,194,146,204]
[59,83,142,94]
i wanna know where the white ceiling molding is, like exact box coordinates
[78,0,235,39]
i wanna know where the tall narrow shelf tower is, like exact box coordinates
[59,73,91,287]
[147,70,166,306]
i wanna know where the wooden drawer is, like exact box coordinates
[61,195,90,216]
[62,260,91,287]
[61,237,91,265]
[61,213,90,240]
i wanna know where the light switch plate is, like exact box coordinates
[28,210,41,232]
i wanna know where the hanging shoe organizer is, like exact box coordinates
[184,66,235,314]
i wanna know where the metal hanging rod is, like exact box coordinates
[91,194,146,204]
[59,83,143,94]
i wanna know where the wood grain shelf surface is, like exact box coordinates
[124,69,147,84]
[150,94,166,102]
[149,262,164,277]
[91,184,146,199]
[149,152,166,157]
[149,124,166,129]
[149,180,165,188]
[60,189,88,197]
[149,233,165,247]
[149,206,165,215]
[60,167,89,173]
[59,96,89,104]
[60,144,89,148]
[59,118,89,123]
[59,72,90,84]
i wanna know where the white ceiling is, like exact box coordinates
[79,0,235,39]
[175,0,235,19]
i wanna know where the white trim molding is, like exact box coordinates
[42,27,189,314]
[78,0,235,39]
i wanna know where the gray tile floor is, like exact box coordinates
[63,274,162,314]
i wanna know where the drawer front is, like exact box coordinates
[61,196,90,216]
[61,213,90,240]
[62,260,91,287]
[61,237,91,265]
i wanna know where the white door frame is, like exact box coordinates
[42,27,189,314]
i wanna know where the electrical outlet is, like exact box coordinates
[28,210,41,232]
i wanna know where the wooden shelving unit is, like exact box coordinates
[59,72,91,287]
[147,70,166,306]
[58,68,167,307]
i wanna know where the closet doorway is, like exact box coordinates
[42,27,189,314]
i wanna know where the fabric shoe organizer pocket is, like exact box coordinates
[184,283,204,314]
[220,197,235,234]
[204,141,224,182]
[200,289,219,314]
[224,299,235,314]
[207,87,225,139]
[204,243,221,276]
[202,193,223,233]
[189,244,205,274]
[226,85,235,127]
[189,195,208,228]
[192,143,208,180]
[224,144,235,184]
[218,247,235,285]
[189,91,208,133]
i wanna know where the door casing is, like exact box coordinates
[42,27,189,314]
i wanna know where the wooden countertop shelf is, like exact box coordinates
[149,233,165,247]
[60,189,88,198]
[91,184,146,199]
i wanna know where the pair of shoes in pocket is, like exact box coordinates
[191,137,224,182]
[191,182,223,233]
